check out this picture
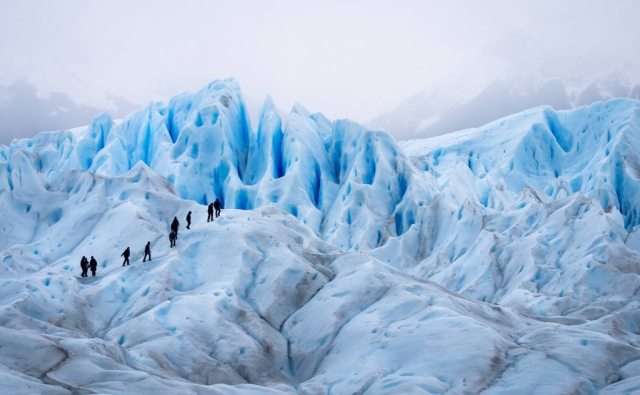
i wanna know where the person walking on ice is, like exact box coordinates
[121,247,131,266]
[214,198,222,218]
[80,256,89,277]
[186,211,192,229]
[143,242,151,262]
[169,231,177,248]
[207,203,214,222]
[90,256,98,277]
[171,217,180,239]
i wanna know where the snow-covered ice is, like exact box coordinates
[1,78,640,394]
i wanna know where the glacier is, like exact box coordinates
[1,77,640,394]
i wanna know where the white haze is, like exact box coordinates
[0,0,638,141]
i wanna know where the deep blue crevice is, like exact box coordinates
[166,107,177,143]
[236,189,251,210]
[272,129,285,179]
[236,100,251,184]
[213,161,230,208]
[395,209,415,236]
[211,109,219,125]
[397,172,408,203]
[311,162,321,208]
[236,156,244,182]
[332,142,343,183]
[395,212,403,236]
[188,143,199,159]
[362,143,377,185]
[84,156,92,171]
[143,121,152,166]
[98,123,105,152]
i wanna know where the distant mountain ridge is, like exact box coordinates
[0,80,142,146]
[371,76,640,141]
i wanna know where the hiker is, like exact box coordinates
[171,217,179,239]
[143,241,151,262]
[186,211,192,229]
[207,203,214,222]
[214,198,221,218]
[80,256,89,277]
[169,231,176,248]
[121,247,130,266]
[89,256,98,277]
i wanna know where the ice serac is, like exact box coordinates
[1,77,433,246]
[2,78,640,394]
[400,100,640,319]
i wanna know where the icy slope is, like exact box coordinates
[0,165,638,394]
[2,78,640,393]
[398,100,640,319]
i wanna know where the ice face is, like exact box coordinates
[1,78,640,393]
[2,77,439,252]
[399,100,640,319]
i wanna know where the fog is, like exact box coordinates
[0,0,639,144]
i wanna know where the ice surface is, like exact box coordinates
[1,78,640,393]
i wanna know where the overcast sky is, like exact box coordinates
[1,0,639,126]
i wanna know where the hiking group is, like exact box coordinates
[80,256,98,277]
[81,198,223,278]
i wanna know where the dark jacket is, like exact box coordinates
[145,243,151,254]
[213,200,221,210]
[208,203,214,214]
[121,248,130,258]
[89,257,97,270]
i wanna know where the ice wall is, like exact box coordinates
[400,100,640,318]
[3,79,640,321]
[0,78,436,250]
